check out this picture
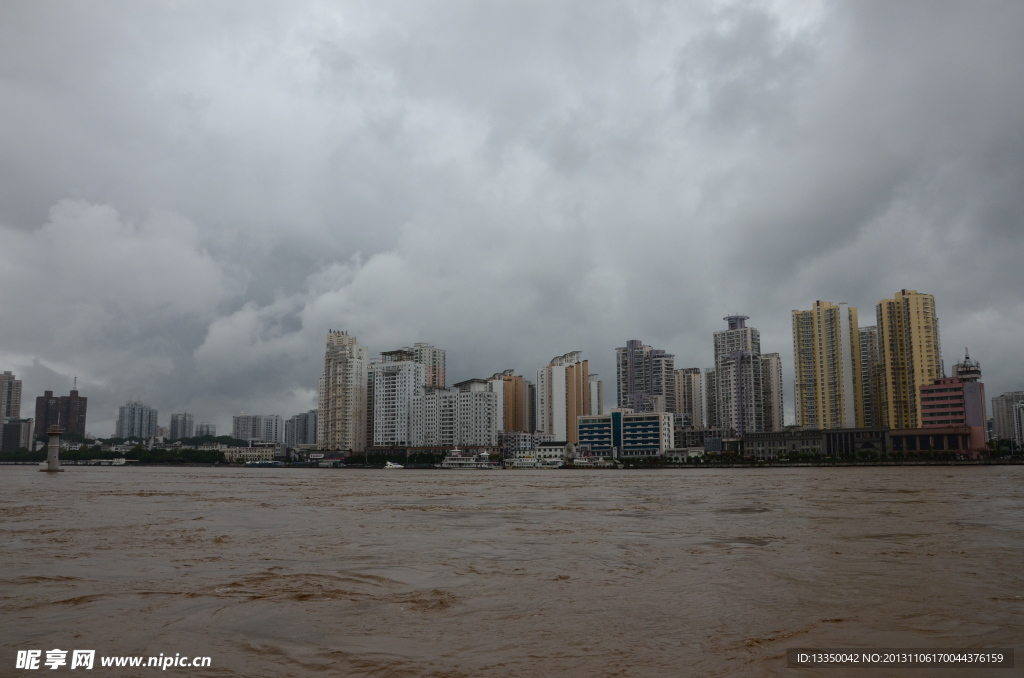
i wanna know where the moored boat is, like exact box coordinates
[441,448,499,469]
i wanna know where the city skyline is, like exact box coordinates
[1,3,1022,437]
[4,290,1019,438]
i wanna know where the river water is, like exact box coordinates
[2,466,1022,677]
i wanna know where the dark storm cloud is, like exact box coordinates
[1,0,1022,434]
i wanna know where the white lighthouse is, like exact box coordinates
[40,425,64,472]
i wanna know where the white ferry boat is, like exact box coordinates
[441,448,499,469]
[568,456,614,468]
[504,455,539,469]
[504,450,564,469]
[384,461,404,469]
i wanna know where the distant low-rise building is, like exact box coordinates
[535,441,574,462]
[675,426,734,449]
[664,448,706,463]
[577,409,674,458]
[223,446,276,463]
[740,427,888,459]
[741,428,823,460]
[890,426,982,457]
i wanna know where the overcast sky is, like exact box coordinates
[2,1,1022,437]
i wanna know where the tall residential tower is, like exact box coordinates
[536,351,591,444]
[792,301,863,429]
[615,340,676,413]
[35,389,87,439]
[317,330,369,452]
[369,359,425,447]
[169,412,194,440]
[0,371,22,420]
[707,316,783,436]
[876,290,942,428]
[674,368,704,428]
[858,326,882,427]
[116,401,157,439]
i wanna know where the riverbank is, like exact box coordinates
[5,458,1023,469]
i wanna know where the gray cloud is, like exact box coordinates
[1,1,1022,435]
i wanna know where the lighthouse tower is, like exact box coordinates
[40,424,64,472]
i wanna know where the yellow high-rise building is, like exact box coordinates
[488,370,530,432]
[792,301,863,429]
[876,290,942,429]
[536,351,590,444]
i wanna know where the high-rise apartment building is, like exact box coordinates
[674,368,704,428]
[406,343,445,389]
[526,381,537,433]
[318,330,369,452]
[285,410,318,447]
[196,422,216,437]
[992,391,1024,444]
[0,371,22,420]
[232,413,281,443]
[378,344,446,389]
[116,401,158,439]
[454,380,500,447]
[487,370,530,432]
[707,316,783,436]
[34,389,88,439]
[615,340,676,413]
[369,360,425,447]
[858,326,882,427]
[588,374,604,416]
[704,368,718,428]
[410,389,457,447]
[876,289,942,428]
[410,380,498,448]
[536,351,591,444]
[169,412,194,440]
[792,301,863,429]
[762,352,785,432]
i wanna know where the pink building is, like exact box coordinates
[919,368,987,454]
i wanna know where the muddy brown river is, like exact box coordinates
[2,466,1022,677]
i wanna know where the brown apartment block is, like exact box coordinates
[34,389,87,438]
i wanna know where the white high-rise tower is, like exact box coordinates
[318,330,369,452]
